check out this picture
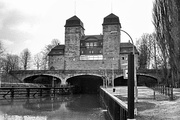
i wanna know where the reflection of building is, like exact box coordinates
[48,13,138,71]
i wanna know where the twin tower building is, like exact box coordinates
[48,13,136,71]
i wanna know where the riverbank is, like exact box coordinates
[105,86,180,119]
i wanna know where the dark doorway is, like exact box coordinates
[66,75,103,94]
[114,76,127,86]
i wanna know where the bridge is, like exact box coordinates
[3,69,162,93]
[7,69,161,84]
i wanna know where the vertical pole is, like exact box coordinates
[27,88,30,97]
[10,88,14,98]
[40,88,42,97]
[128,52,135,119]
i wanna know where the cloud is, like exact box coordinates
[1,39,14,46]
[0,1,39,54]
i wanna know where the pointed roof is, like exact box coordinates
[64,15,84,29]
[102,13,121,27]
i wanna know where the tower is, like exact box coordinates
[64,15,85,70]
[102,13,121,69]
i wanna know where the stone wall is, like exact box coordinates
[49,56,65,70]
[103,25,121,70]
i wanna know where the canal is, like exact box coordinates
[0,94,110,120]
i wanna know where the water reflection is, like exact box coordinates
[0,95,109,120]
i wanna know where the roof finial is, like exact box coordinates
[111,0,113,13]
[74,0,76,15]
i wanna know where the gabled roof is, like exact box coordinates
[64,15,84,29]
[120,42,139,54]
[102,13,121,27]
[48,45,65,56]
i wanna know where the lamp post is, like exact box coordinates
[120,29,138,103]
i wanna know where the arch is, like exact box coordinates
[23,74,62,87]
[65,73,103,80]
[66,75,103,94]
[114,73,158,86]
[114,75,127,86]
[137,73,158,86]
[22,74,62,82]
[137,73,159,80]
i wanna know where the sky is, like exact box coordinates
[0,0,155,56]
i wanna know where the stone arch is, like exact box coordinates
[23,74,62,87]
[22,74,62,82]
[137,73,158,86]
[66,74,103,94]
[114,73,159,86]
[114,75,127,86]
[65,73,103,81]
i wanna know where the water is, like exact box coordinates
[0,94,109,120]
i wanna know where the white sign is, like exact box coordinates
[123,69,128,79]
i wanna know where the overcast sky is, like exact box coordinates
[0,0,154,55]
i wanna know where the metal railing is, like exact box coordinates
[100,87,127,120]
[150,84,173,100]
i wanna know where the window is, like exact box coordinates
[85,42,90,48]
[99,50,102,53]
[94,42,98,46]
[122,57,125,60]
[80,55,103,60]
[90,42,93,47]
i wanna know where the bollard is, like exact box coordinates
[113,88,115,92]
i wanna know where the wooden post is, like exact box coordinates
[10,88,14,98]
[128,52,135,119]
[26,88,30,97]
[40,88,42,97]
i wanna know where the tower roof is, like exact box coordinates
[102,13,121,27]
[64,15,84,29]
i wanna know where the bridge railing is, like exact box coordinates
[100,87,127,120]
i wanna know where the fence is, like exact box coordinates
[150,84,173,100]
[100,87,127,120]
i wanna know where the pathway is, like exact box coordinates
[104,86,180,120]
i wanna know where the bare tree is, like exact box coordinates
[20,48,31,70]
[1,54,20,72]
[0,40,4,56]
[33,53,43,70]
[0,40,5,71]
[41,39,60,70]
[136,33,153,69]
[152,0,180,86]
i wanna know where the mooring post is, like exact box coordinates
[40,88,42,97]
[26,88,30,97]
[128,52,135,120]
[10,88,14,98]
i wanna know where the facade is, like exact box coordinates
[48,13,138,71]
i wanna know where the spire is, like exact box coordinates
[74,0,76,15]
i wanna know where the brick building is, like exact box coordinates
[48,13,138,71]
